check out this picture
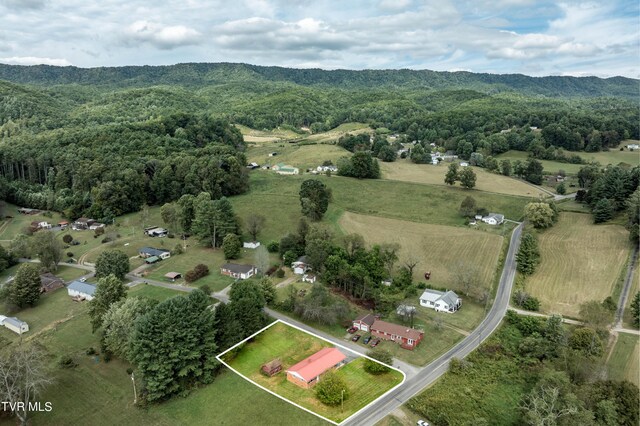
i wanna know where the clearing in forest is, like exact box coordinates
[338,211,503,291]
[526,212,631,318]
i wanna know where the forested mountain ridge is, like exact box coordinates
[0,62,637,99]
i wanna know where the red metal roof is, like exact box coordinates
[371,319,423,341]
[287,347,346,383]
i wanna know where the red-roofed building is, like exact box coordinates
[286,347,346,389]
[370,319,424,350]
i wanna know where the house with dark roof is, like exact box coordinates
[352,313,377,332]
[138,247,171,260]
[67,280,97,301]
[369,319,424,350]
[72,217,95,230]
[419,289,462,313]
[286,347,346,388]
[40,272,64,293]
[220,263,256,280]
[481,213,504,226]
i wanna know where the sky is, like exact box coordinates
[0,0,638,78]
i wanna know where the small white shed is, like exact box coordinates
[1,316,29,334]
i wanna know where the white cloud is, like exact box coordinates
[379,0,412,11]
[0,56,71,66]
[0,0,46,10]
[124,20,202,50]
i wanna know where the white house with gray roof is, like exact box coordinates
[419,289,462,313]
[1,316,29,334]
[67,280,97,301]
[481,213,504,225]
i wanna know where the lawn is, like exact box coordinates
[221,321,403,423]
[53,265,88,282]
[247,143,352,172]
[380,160,544,198]
[0,203,64,240]
[0,289,87,344]
[526,212,632,318]
[606,332,639,386]
[127,283,190,302]
[338,212,504,290]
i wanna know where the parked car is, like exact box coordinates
[417,421,430,426]
[347,326,358,334]
[370,338,380,347]
[351,334,361,342]
[363,336,371,344]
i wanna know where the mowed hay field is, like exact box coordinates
[607,332,639,386]
[247,143,352,171]
[338,212,503,290]
[526,212,631,318]
[380,161,544,197]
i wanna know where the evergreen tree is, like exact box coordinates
[177,194,196,233]
[130,290,218,402]
[459,196,477,217]
[458,167,477,189]
[593,198,614,223]
[213,302,243,351]
[102,296,158,360]
[444,163,459,185]
[7,263,41,308]
[222,233,241,259]
[630,292,639,328]
[95,249,130,280]
[524,159,544,185]
[228,280,267,339]
[516,233,540,275]
[88,274,127,332]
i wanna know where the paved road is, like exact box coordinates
[343,222,524,426]
[614,245,639,328]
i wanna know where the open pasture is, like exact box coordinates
[526,212,631,318]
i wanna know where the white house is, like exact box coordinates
[243,241,261,249]
[38,221,52,229]
[302,273,317,284]
[419,289,462,313]
[1,316,29,334]
[138,247,171,260]
[89,222,105,230]
[627,144,639,151]
[292,256,310,275]
[273,163,299,175]
[316,165,338,173]
[67,280,97,301]
[220,263,256,280]
[481,213,504,225]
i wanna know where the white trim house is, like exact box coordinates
[481,213,504,225]
[419,289,462,313]
[67,280,97,301]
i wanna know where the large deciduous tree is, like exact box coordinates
[458,167,477,189]
[444,163,459,185]
[88,274,127,332]
[30,230,62,272]
[524,202,555,229]
[95,249,130,280]
[315,371,349,406]
[245,213,266,241]
[102,296,158,360]
[0,344,52,426]
[222,233,241,260]
[129,290,218,402]
[299,179,331,221]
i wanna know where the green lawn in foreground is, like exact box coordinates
[222,321,403,423]
[607,332,639,386]
[127,283,189,301]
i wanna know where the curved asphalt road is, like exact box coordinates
[344,222,523,426]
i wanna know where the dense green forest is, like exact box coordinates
[0,63,638,219]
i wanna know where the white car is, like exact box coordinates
[417,421,430,426]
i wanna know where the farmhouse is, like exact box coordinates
[138,247,171,260]
[72,217,95,230]
[40,272,64,293]
[292,255,310,275]
[419,289,462,313]
[353,314,423,349]
[67,280,97,301]
[481,213,504,225]
[0,316,29,335]
[58,221,69,229]
[220,263,256,280]
[286,347,346,389]
[272,163,299,175]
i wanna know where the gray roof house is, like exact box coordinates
[138,247,171,259]
[220,263,256,280]
[481,213,504,225]
[419,289,462,313]
[67,280,97,301]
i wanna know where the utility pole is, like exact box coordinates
[341,389,345,412]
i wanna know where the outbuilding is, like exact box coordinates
[164,272,182,282]
[1,316,29,335]
[291,256,310,275]
[481,213,504,225]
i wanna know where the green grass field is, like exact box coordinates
[606,332,639,386]
[526,213,631,318]
[247,143,352,172]
[0,203,64,240]
[338,212,504,290]
[127,283,190,301]
[496,148,640,175]
[380,160,544,197]
[623,265,639,329]
[222,321,403,423]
